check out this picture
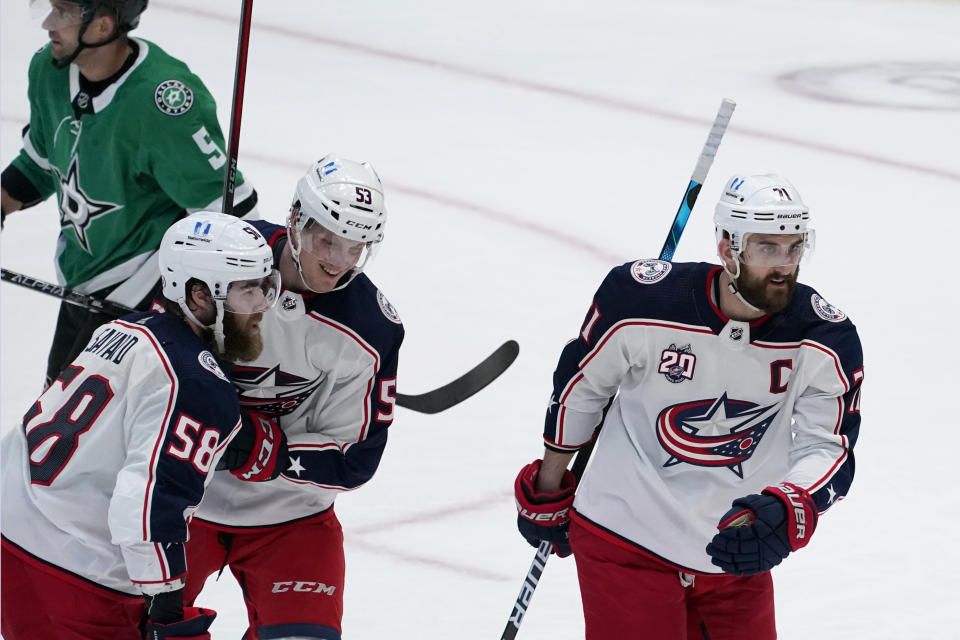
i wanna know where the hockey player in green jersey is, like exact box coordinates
[1,0,259,387]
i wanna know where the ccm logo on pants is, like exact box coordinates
[271,581,337,595]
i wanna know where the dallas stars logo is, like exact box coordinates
[154,80,194,116]
[56,156,122,254]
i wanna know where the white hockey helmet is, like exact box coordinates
[288,155,387,292]
[292,155,386,243]
[713,174,814,254]
[159,212,279,348]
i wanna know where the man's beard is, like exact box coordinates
[200,311,264,362]
[734,266,799,314]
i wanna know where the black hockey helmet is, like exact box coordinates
[40,0,148,67]
[77,0,148,33]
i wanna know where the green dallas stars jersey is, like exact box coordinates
[10,38,256,305]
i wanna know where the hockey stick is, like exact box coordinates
[395,340,519,414]
[1,268,135,317]
[499,98,736,640]
[221,0,254,215]
[0,268,516,413]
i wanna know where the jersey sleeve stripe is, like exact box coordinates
[307,312,380,442]
[151,542,171,581]
[579,320,713,370]
[114,320,178,541]
[808,445,849,495]
[21,129,51,170]
[754,339,850,392]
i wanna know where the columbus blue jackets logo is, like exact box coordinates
[811,294,847,322]
[198,351,229,382]
[656,394,780,477]
[631,259,672,284]
[232,365,326,416]
[377,290,401,324]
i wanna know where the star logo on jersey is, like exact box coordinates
[154,80,194,116]
[55,156,122,253]
[656,393,780,478]
[286,456,306,477]
[232,364,326,416]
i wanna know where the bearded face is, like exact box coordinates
[198,310,264,363]
[222,310,264,362]
[733,263,799,314]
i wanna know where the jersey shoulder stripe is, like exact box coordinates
[757,283,863,374]
[114,313,240,423]
[591,260,715,334]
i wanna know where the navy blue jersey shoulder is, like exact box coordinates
[302,274,404,358]
[593,260,714,329]
[754,283,863,376]
[116,312,240,429]
[250,219,287,253]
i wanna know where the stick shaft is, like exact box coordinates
[221,0,254,215]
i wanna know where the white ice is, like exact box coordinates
[2,1,959,637]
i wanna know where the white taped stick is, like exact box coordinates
[691,98,737,184]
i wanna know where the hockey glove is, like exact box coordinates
[705,482,818,576]
[216,410,288,482]
[514,459,577,558]
[143,589,216,640]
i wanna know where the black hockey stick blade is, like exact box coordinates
[395,340,519,414]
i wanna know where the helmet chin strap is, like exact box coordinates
[722,253,764,314]
[52,20,124,69]
[180,300,227,354]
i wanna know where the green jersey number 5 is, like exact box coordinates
[191,126,227,170]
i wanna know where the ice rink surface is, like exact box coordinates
[2,1,959,637]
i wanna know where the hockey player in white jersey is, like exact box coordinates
[513,174,864,639]
[1,212,280,640]
[183,156,404,640]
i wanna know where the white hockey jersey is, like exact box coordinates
[1,313,242,595]
[546,261,864,574]
[194,222,404,528]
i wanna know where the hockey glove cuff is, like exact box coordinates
[705,482,818,575]
[143,588,216,639]
[143,607,217,640]
[514,459,576,558]
[217,410,288,482]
